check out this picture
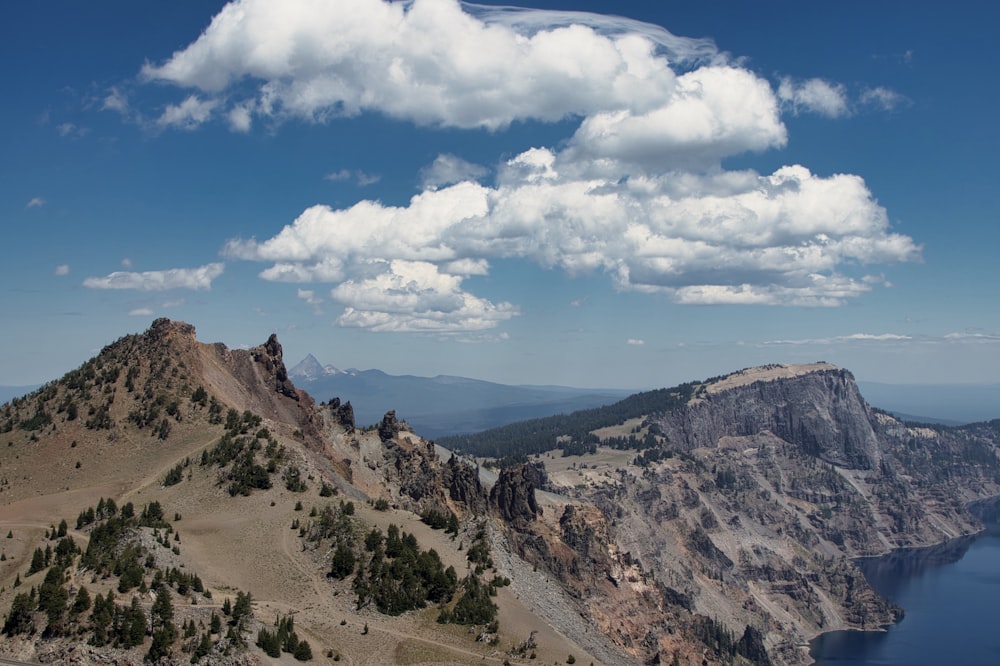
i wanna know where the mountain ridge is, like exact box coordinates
[1,319,999,666]
[288,357,633,437]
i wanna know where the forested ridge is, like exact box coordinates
[438,382,697,458]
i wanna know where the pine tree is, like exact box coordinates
[71,586,91,616]
[329,543,356,580]
[2,592,35,635]
[231,590,252,626]
[151,586,176,639]
[293,638,313,661]
[38,566,69,635]
[147,627,174,661]
[192,631,213,661]
[27,547,45,575]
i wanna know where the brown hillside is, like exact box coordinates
[3,321,998,666]
[0,320,609,666]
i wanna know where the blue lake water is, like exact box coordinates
[810,517,1000,665]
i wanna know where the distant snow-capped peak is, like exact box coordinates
[289,354,342,380]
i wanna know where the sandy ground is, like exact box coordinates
[705,363,839,394]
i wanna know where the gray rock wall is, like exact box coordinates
[655,369,881,469]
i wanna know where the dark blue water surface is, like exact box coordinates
[810,516,1000,665]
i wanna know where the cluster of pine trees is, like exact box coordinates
[436,523,507,630]
[439,383,695,458]
[2,497,263,663]
[296,501,506,628]
[351,523,458,615]
[256,613,313,661]
[198,409,308,497]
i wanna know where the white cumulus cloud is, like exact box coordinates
[140,0,728,136]
[137,0,921,331]
[227,151,920,310]
[331,260,517,332]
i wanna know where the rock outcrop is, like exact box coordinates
[490,464,541,530]
[445,455,489,516]
[378,410,400,442]
[326,397,355,432]
[251,333,298,401]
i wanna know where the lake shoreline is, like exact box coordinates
[805,494,1000,665]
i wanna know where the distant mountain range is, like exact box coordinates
[288,354,633,438]
[4,360,995,434]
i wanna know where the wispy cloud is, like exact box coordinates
[760,332,1000,347]
[626,338,645,346]
[55,122,89,138]
[297,288,323,314]
[323,170,352,182]
[54,264,70,276]
[778,78,908,118]
[102,87,129,114]
[27,197,45,208]
[943,332,1000,344]
[324,169,381,186]
[420,154,489,190]
[227,102,254,132]
[83,263,224,291]
[860,86,909,112]
[156,95,219,130]
[777,77,850,118]
[763,333,913,346]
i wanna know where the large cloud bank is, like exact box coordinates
[143,0,919,332]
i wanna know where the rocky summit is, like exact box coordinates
[1,320,998,666]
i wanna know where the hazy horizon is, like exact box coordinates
[4,346,998,425]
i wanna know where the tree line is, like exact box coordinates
[438,383,696,458]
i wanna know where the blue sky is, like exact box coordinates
[2,0,998,390]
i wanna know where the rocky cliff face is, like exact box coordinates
[516,364,1000,665]
[656,365,881,469]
